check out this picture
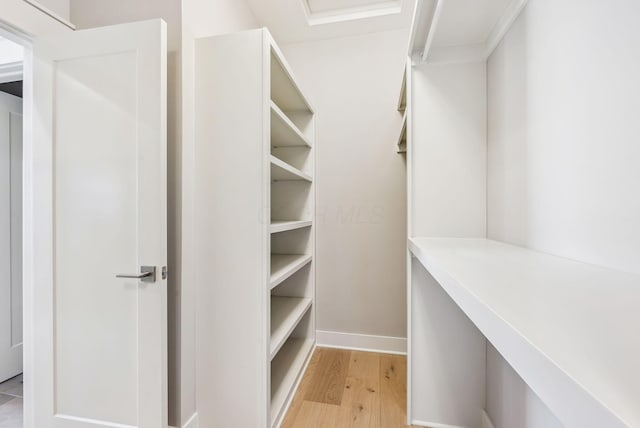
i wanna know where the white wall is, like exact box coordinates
[487,0,640,426]
[281,29,409,342]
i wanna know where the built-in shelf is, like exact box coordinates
[397,110,407,153]
[270,254,312,290]
[270,43,314,114]
[270,296,312,360]
[270,220,312,234]
[196,28,315,428]
[409,237,640,428]
[270,337,314,426]
[271,101,311,148]
[271,155,312,182]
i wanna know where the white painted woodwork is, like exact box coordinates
[270,338,314,425]
[270,296,312,359]
[270,220,313,234]
[270,254,313,289]
[28,19,167,428]
[410,258,486,428]
[408,0,528,63]
[409,237,639,428]
[0,91,22,383]
[271,156,312,182]
[194,28,315,428]
[404,60,487,426]
[271,102,311,148]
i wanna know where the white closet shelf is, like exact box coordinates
[270,254,312,290]
[270,220,312,234]
[270,40,314,114]
[396,110,407,153]
[270,296,312,360]
[397,66,407,112]
[271,155,312,182]
[271,337,314,426]
[409,237,640,428]
[271,101,311,148]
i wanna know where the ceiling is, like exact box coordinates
[246,0,417,44]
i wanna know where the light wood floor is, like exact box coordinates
[282,347,422,428]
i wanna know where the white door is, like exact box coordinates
[25,20,167,428]
[0,90,22,383]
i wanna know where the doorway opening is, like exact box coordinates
[0,33,24,427]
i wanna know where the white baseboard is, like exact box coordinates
[169,412,198,428]
[316,330,406,355]
[411,420,470,428]
[482,410,496,428]
[412,411,495,428]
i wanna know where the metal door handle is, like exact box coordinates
[116,266,156,283]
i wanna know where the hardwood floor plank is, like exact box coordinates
[282,348,323,427]
[283,347,419,427]
[303,348,350,405]
[287,400,340,428]
[380,354,408,427]
[339,351,381,428]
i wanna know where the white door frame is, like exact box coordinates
[0,3,72,427]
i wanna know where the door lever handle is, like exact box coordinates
[116,266,156,283]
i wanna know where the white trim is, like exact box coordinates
[483,0,529,57]
[299,0,402,26]
[0,61,23,83]
[316,330,407,355]
[427,44,486,65]
[482,410,496,428]
[411,420,472,428]
[420,0,444,62]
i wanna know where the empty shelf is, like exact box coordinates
[271,101,311,148]
[270,296,312,360]
[270,44,314,113]
[271,156,312,182]
[270,220,312,234]
[396,110,407,153]
[397,66,407,112]
[271,254,312,290]
[270,337,314,426]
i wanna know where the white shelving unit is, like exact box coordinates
[195,28,315,428]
